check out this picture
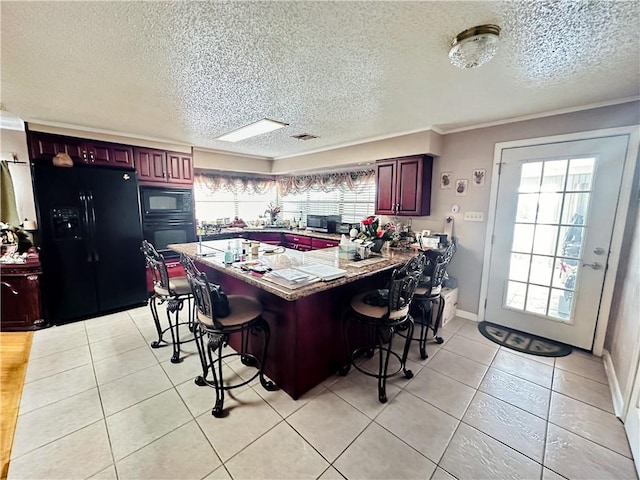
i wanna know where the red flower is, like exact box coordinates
[376,230,384,238]
[362,216,375,226]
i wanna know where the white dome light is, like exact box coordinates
[449,25,501,70]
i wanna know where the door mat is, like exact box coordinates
[478,321,572,357]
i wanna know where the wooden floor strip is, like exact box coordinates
[0,332,33,480]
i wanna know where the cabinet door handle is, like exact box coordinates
[1,281,18,295]
[89,151,95,162]
[82,150,88,162]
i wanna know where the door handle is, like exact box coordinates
[582,262,602,270]
[79,192,92,262]
[87,192,99,262]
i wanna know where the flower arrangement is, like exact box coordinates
[265,202,281,223]
[360,216,395,242]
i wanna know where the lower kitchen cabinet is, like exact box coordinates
[1,261,46,331]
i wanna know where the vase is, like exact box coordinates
[370,239,386,253]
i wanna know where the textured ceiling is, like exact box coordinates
[2,1,639,159]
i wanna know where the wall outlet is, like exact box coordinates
[464,211,484,222]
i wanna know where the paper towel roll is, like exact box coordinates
[23,220,37,230]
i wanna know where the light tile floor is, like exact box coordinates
[8,308,638,480]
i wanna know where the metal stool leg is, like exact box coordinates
[432,296,445,344]
[256,319,277,391]
[149,295,165,348]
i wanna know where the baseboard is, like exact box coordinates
[603,349,625,418]
[456,310,478,322]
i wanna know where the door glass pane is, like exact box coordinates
[550,288,573,320]
[561,193,590,224]
[557,225,584,258]
[537,193,562,224]
[532,225,558,255]
[541,160,567,192]
[552,258,576,289]
[526,285,549,315]
[519,162,542,192]
[513,224,535,253]
[509,253,530,282]
[567,158,595,191]
[529,255,553,285]
[516,194,538,223]
[506,281,526,310]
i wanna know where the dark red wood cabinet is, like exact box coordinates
[28,132,134,169]
[281,234,313,251]
[248,232,282,245]
[311,238,339,249]
[135,148,194,186]
[1,261,47,331]
[375,155,433,216]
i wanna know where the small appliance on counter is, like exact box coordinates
[335,222,358,235]
[306,215,341,233]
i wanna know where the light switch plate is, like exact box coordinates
[464,211,484,222]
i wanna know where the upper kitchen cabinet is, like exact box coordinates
[27,132,134,169]
[135,148,193,186]
[375,155,433,216]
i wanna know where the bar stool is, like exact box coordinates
[339,255,424,403]
[411,244,456,359]
[181,254,277,417]
[141,240,194,364]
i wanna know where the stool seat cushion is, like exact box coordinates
[351,291,409,320]
[154,276,192,297]
[414,284,442,297]
[198,295,263,328]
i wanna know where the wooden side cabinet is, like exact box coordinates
[1,261,47,331]
[135,148,194,186]
[375,155,433,216]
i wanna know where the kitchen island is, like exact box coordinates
[170,240,416,399]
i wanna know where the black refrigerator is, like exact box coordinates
[32,163,147,325]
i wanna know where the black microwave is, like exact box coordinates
[140,187,193,218]
[307,215,341,233]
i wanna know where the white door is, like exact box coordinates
[485,135,629,349]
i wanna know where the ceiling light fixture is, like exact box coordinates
[449,24,501,70]
[217,118,288,142]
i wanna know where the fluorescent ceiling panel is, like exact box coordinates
[217,119,288,142]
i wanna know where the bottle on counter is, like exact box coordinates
[224,242,234,265]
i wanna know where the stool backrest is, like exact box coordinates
[141,240,172,295]
[184,263,221,328]
[387,263,422,315]
[420,243,456,294]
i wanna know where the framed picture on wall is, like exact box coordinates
[472,169,486,186]
[440,172,453,189]
[455,179,468,196]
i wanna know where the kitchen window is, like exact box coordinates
[193,174,277,223]
[278,169,376,224]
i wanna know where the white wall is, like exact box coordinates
[1,128,36,223]
[605,169,640,402]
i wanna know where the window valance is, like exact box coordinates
[194,172,276,195]
[277,170,375,196]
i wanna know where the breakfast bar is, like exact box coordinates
[170,240,416,399]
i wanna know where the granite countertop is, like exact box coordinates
[169,240,416,301]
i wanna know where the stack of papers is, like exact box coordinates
[296,264,347,281]
[263,268,321,289]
